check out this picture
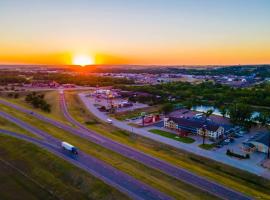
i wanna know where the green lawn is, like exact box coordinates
[0,116,37,138]
[0,100,217,200]
[127,122,142,128]
[199,143,216,150]
[110,105,161,121]
[149,129,195,144]
[63,90,270,200]
[0,135,127,200]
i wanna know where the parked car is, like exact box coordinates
[107,119,113,124]
[222,139,231,145]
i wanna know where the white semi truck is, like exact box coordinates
[61,141,78,154]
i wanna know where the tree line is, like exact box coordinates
[25,92,51,112]
[32,73,134,86]
[120,81,270,108]
[0,71,134,86]
[119,81,270,128]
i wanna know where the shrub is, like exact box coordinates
[25,92,51,112]
[226,149,250,159]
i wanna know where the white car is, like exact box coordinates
[107,119,113,124]
[224,139,231,143]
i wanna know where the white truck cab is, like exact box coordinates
[61,141,78,154]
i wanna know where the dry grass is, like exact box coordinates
[0,135,128,200]
[110,105,161,121]
[0,101,217,200]
[0,90,71,125]
[0,116,37,138]
[64,90,270,200]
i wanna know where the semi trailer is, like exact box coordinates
[61,141,78,154]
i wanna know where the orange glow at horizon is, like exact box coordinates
[72,55,94,66]
[0,47,270,66]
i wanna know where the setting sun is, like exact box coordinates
[73,55,93,66]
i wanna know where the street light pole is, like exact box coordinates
[267,132,270,159]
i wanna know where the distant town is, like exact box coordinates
[0,64,270,200]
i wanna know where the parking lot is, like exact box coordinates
[80,92,270,176]
[214,127,268,165]
[151,121,268,166]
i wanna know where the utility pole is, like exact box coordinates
[130,127,136,141]
[202,125,207,145]
[268,132,270,159]
[141,112,146,127]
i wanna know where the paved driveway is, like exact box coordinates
[79,92,270,178]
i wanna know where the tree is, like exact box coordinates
[204,109,213,119]
[228,103,252,127]
[256,112,270,127]
[25,92,51,113]
[183,101,193,110]
[141,112,146,127]
[220,106,227,117]
[201,125,207,145]
[201,109,213,145]
[160,103,174,115]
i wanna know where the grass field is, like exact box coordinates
[0,91,71,125]
[0,101,217,200]
[0,135,127,200]
[0,116,37,138]
[64,90,270,200]
[149,129,195,143]
[110,105,161,121]
[199,143,216,150]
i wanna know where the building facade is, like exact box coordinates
[164,117,224,139]
[242,132,270,154]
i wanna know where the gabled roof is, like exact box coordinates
[168,117,220,132]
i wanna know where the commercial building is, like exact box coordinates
[242,132,270,154]
[164,116,225,139]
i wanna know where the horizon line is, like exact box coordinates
[0,63,270,67]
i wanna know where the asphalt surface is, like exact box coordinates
[0,97,251,200]
[79,93,267,176]
[0,111,172,200]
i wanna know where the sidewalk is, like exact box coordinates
[79,92,270,178]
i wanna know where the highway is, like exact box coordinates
[79,92,267,176]
[0,111,172,200]
[0,97,251,200]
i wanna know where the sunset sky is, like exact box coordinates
[0,0,270,65]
